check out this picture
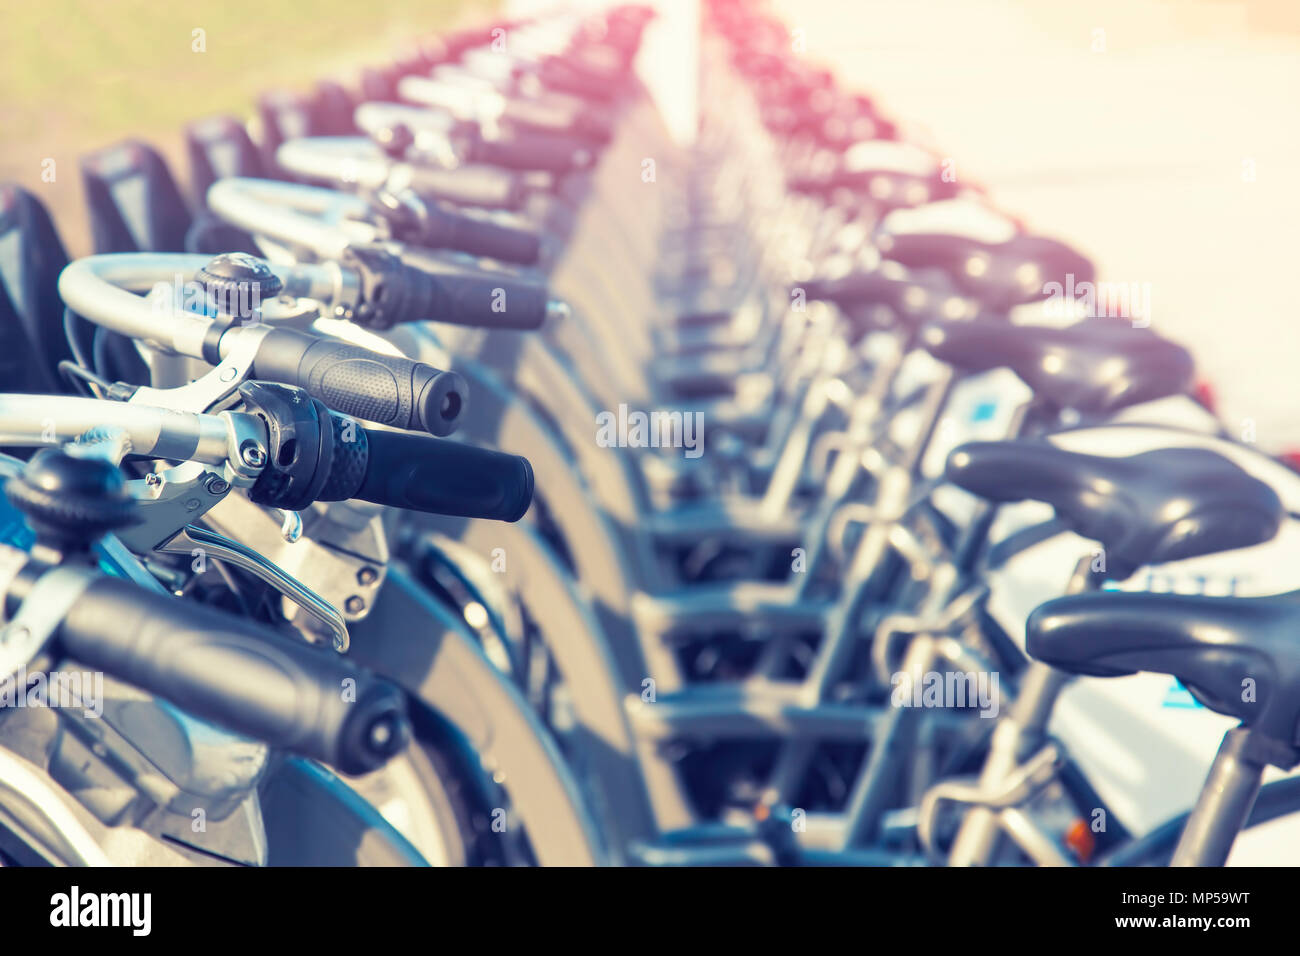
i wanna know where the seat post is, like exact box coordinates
[1169,728,1272,867]
[948,555,1095,865]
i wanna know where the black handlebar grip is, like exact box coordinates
[320,421,533,521]
[423,205,542,266]
[468,130,595,174]
[398,253,552,330]
[408,163,526,210]
[501,98,613,144]
[59,576,410,775]
[537,56,622,103]
[251,326,467,437]
[498,97,580,134]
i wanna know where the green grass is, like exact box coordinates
[0,0,496,250]
[0,0,491,140]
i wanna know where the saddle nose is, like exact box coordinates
[1028,590,1300,760]
[919,316,1195,417]
[875,202,1094,309]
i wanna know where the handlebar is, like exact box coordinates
[58,249,553,433]
[360,92,597,173]
[466,127,595,173]
[381,246,554,329]
[417,202,541,265]
[276,135,528,211]
[237,382,532,521]
[58,252,344,354]
[55,252,471,436]
[204,181,556,326]
[405,162,527,210]
[534,54,624,104]
[57,574,409,774]
[0,386,530,522]
[214,380,531,520]
[879,232,1095,287]
[397,75,505,123]
[500,95,613,143]
[248,327,467,437]
[0,394,232,463]
[320,420,534,522]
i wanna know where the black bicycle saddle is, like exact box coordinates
[1028,590,1300,758]
[801,264,962,323]
[946,441,1284,580]
[919,316,1194,416]
[876,226,1093,309]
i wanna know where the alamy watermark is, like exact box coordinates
[596,404,704,459]
[891,669,1000,718]
[0,666,103,718]
[1043,273,1151,328]
[149,274,266,323]
[50,886,151,936]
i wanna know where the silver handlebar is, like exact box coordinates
[0,394,231,464]
[398,75,507,124]
[273,136,397,190]
[207,177,379,260]
[57,252,355,355]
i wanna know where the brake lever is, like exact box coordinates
[125,361,395,653]
[364,184,430,242]
[113,375,362,652]
[155,525,350,653]
[69,422,262,555]
[125,298,325,413]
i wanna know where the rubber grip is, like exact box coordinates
[401,253,551,330]
[423,206,541,265]
[501,98,613,143]
[335,426,533,521]
[59,576,410,775]
[408,163,526,210]
[468,130,595,173]
[251,326,467,437]
[498,97,582,134]
[537,56,622,103]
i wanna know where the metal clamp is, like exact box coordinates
[115,460,236,554]
[871,582,990,684]
[0,560,98,679]
[127,326,270,417]
[916,741,1065,861]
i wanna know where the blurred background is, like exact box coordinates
[0,0,486,246]
[1,0,1296,447]
[771,0,1300,452]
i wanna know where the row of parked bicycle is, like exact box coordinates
[0,0,1296,867]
